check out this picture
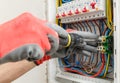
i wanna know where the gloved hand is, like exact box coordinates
[0,13,59,64]
[34,23,69,65]
[33,23,99,65]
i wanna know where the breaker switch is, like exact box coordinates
[82,7,88,12]
[56,14,60,18]
[62,12,66,17]
[90,2,96,9]
[75,9,81,14]
[68,10,73,16]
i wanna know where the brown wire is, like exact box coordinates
[76,22,83,31]
[79,22,85,31]
[86,21,92,32]
[102,19,108,35]
[63,46,100,74]
[82,53,99,74]
[91,53,99,68]
[73,23,81,31]
[93,20,101,36]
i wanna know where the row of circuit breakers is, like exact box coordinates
[56,0,114,81]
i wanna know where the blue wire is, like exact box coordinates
[90,21,96,34]
[64,60,71,65]
[75,55,83,68]
[105,28,110,36]
[64,57,71,65]
[64,54,71,59]
[62,0,71,3]
[101,20,104,33]
[58,58,71,67]
[83,22,89,31]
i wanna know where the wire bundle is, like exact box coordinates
[57,0,114,79]
[59,19,113,78]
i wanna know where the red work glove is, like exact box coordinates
[34,29,73,65]
[0,13,59,64]
[34,24,69,65]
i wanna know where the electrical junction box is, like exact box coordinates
[50,0,120,83]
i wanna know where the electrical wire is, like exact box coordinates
[57,0,113,78]
[102,19,108,35]
[99,20,104,35]
[103,54,110,78]
[98,54,107,77]
[106,0,113,29]
[59,18,113,77]
[93,20,101,35]
[109,29,113,36]
[76,22,83,31]
[83,22,89,32]
[79,22,85,31]
[86,21,92,32]
[90,21,96,34]
[64,53,105,78]
[62,0,71,3]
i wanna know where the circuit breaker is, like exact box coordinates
[55,0,114,83]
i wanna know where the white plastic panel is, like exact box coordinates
[61,10,105,23]
[56,71,113,83]
[56,59,113,83]
[113,0,120,83]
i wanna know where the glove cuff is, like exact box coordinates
[34,55,51,65]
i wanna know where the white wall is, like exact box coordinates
[0,0,47,23]
[0,0,47,83]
